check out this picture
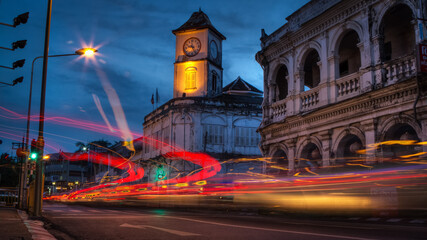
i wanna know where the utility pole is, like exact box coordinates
[33,0,52,217]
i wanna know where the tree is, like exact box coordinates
[75,141,86,152]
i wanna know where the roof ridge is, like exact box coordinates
[237,77,251,91]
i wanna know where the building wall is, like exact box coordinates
[142,98,262,160]
[256,0,427,173]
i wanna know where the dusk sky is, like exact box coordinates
[0,0,309,155]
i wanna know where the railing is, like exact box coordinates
[336,72,360,100]
[271,99,287,120]
[384,55,416,84]
[300,88,319,110]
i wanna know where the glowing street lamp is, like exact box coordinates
[75,47,97,56]
[24,47,98,215]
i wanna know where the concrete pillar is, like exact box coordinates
[371,35,383,66]
[269,83,277,102]
[225,113,233,153]
[362,119,377,164]
[285,138,297,172]
[319,130,332,167]
[319,31,329,84]
[294,70,304,114]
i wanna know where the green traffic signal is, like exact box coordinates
[156,166,166,180]
[30,152,37,160]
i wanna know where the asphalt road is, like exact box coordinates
[42,202,427,240]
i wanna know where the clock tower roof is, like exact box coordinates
[172,9,226,40]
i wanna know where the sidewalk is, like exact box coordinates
[0,207,32,240]
[0,207,57,240]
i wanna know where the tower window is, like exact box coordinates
[185,67,197,90]
[211,71,218,94]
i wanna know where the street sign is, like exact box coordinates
[12,142,23,150]
[419,43,427,73]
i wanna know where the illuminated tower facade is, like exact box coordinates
[172,9,226,98]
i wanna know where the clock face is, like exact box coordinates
[183,37,201,57]
[210,40,218,59]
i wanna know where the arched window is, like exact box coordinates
[338,30,361,77]
[275,65,288,100]
[303,49,321,91]
[185,67,197,90]
[211,71,218,94]
[380,4,415,62]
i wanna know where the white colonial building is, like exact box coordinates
[142,10,263,163]
[256,0,427,173]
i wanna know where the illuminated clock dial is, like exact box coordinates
[210,40,218,59]
[183,37,201,57]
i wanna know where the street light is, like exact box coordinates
[18,48,97,210]
[20,47,97,213]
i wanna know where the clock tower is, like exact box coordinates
[172,9,226,98]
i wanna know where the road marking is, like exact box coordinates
[409,219,425,224]
[279,221,379,230]
[70,209,82,213]
[89,209,101,213]
[386,218,402,223]
[120,223,200,236]
[162,216,377,240]
[52,215,148,219]
[51,209,64,213]
[105,210,121,213]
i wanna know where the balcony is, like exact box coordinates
[335,72,360,102]
[300,87,319,111]
[384,55,416,85]
[271,98,287,121]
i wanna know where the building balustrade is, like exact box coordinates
[300,88,319,110]
[335,72,360,101]
[264,55,415,122]
[384,55,416,84]
[271,99,287,121]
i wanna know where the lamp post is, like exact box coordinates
[30,1,97,217]
[18,48,97,211]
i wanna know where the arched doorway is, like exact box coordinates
[303,49,321,91]
[275,65,289,101]
[298,142,322,169]
[337,30,361,77]
[382,123,420,158]
[335,134,363,164]
[379,4,415,62]
[269,149,288,175]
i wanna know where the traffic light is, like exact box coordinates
[30,139,38,160]
[12,40,27,50]
[13,12,29,27]
[12,77,23,86]
[156,165,166,180]
[12,59,25,69]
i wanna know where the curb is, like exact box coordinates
[17,210,56,240]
